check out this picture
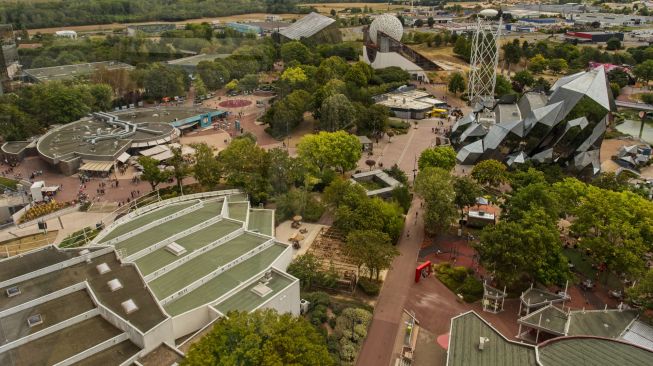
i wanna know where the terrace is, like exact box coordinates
[214,271,294,314]
[247,209,274,236]
[227,201,249,222]
[164,242,288,316]
[147,233,269,299]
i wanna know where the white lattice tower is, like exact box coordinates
[468,11,502,105]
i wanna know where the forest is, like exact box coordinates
[0,0,306,29]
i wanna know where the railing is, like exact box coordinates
[144,228,244,282]
[0,282,87,318]
[15,204,81,229]
[0,246,114,289]
[160,239,275,306]
[52,333,130,366]
[100,200,204,247]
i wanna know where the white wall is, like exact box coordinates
[270,245,292,271]
[258,279,300,316]
[171,306,212,340]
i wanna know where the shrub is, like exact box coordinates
[311,304,328,326]
[304,291,331,310]
[357,277,381,296]
[79,201,91,212]
[458,275,484,302]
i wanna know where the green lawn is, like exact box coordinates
[0,177,18,190]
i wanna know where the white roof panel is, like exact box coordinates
[279,12,335,40]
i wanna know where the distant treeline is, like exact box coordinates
[0,0,307,29]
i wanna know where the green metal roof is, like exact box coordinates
[448,312,537,366]
[148,233,268,299]
[134,219,242,276]
[228,202,249,222]
[567,310,638,339]
[519,306,568,336]
[99,200,199,243]
[164,243,287,316]
[538,337,653,366]
[214,272,294,314]
[247,209,274,236]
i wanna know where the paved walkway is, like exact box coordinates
[356,197,425,366]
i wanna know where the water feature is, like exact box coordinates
[615,119,653,144]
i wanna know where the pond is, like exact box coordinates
[615,119,653,144]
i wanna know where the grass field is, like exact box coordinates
[301,2,408,14]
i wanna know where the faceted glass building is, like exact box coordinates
[452,66,614,175]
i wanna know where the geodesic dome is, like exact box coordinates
[368,14,404,45]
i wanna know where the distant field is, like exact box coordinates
[26,13,302,35]
[302,2,408,14]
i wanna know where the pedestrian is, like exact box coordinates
[407,231,410,238]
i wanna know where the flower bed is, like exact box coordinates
[19,200,73,223]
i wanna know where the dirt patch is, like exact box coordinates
[219,99,252,108]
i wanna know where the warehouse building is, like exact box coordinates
[0,190,299,366]
[564,31,624,43]
[571,13,653,28]
[277,12,342,43]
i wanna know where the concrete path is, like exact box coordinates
[356,197,425,366]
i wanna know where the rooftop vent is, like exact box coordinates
[6,286,21,298]
[107,279,123,292]
[96,263,111,275]
[27,314,43,327]
[165,242,187,256]
[251,283,273,297]
[478,337,489,351]
[121,299,138,314]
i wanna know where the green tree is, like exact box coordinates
[138,156,171,191]
[281,41,312,64]
[357,104,389,135]
[503,183,561,221]
[297,131,362,175]
[495,74,514,96]
[143,64,186,99]
[471,159,507,187]
[344,230,399,280]
[448,72,466,95]
[168,146,191,192]
[418,146,457,171]
[281,66,307,86]
[453,176,481,216]
[238,73,259,92]
[320,93,356,132]
[476,208,569,288]
[427,17,435,28]
[509,167,546,192]
[626,268,653,309]
[323,177,367,209]
[192,143,221,190]
[414,167,457,235]
[183,309,333,366]
[606,37,622,51]
[193,76,207,97]
[345,61,373,87]
[196,60,229,90]
[502,40,522,73]
[267,148,304,194]
[333,197,405,243]
[219,137,271,203]
[87,84,113,111]
[548,58,568,75]
[288,253,323,289]
[528,54,548,74]
[512,70,535,91]
[634,60,653,85]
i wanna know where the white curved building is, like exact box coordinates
[363,14,442,81]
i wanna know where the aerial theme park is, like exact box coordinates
[0,1,652,366]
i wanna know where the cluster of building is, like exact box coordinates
[0,190,299,365]
[453,66,613,176]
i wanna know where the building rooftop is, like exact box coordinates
[448,311,537,366]
[567,310,638,338]
[279,12,335,40]
[538,337,653,366]
[167,53,231,67]
[23,61,134,83]
[213,269,293,314]
[247,209,274,236]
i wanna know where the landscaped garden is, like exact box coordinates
[18,200,73,223]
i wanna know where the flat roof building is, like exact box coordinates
[23,61,134,83]
[0,190,299,365]
[278,12,341,43]
[375,88,448,119]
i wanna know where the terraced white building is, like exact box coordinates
[0,190,299,366]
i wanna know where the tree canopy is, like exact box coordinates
[418,146,457,171]
[471,159,507,187]
[344,230,399,280]
[183,309,333,366]
[297,131,362,176]
[414,167,457,235]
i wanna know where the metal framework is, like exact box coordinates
[468,14,502,104]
